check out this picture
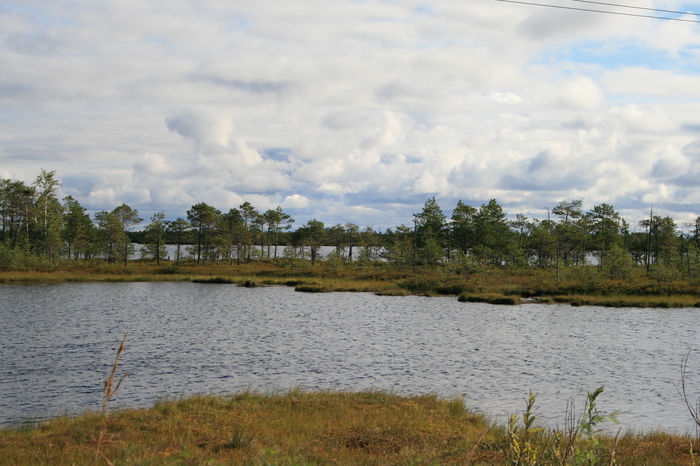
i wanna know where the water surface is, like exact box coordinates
[1,282,699,433]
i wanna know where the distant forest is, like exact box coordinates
[2,170,699,279]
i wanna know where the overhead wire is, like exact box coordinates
[495,0,700,23]
[572,0,698,16]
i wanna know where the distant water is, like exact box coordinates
[2,282,700,433]
[131,244,366,261]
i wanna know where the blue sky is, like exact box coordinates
[2,0,700,229]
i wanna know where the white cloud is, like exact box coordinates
[133,152,170,175]
[642,183,673,204]
[556,77,605,110]
[651,145,690,179]
[283,194,309,208]
[602,68,700,99]
[486,92,521,105]
[1,0,700,227]
[652,14,700,55]
[88,187,118,207]
[165,109,234,148]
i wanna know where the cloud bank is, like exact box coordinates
[2,0,700,228]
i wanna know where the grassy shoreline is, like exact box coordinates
[3,260,700,308]
[0,390,696,465]
[4,263,700,463]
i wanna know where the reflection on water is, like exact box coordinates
[1,282,699,433]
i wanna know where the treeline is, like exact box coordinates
[2,170,700,280]
[0,170,297,266]
[403,197,695,281]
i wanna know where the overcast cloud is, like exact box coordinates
[1,0,699,229]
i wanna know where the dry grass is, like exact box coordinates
[549,294,700,308]
[2,390,700,465]
[614,431,700,465]
[0,391,498,465]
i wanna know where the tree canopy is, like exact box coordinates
[3,169,700,280]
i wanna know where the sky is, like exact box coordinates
[2,0,700,231]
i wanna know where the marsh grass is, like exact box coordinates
[3,389,700,465]
[0,391,496,465]
[550,294,700,308]
[5,261,700,307]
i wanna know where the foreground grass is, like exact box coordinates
[0,390,697,465]
[4,260,700,307]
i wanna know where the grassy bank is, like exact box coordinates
[3,260,700,307]
[0,390,696,465]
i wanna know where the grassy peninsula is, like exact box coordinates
[1,389,697,465]
[4,259,700,308]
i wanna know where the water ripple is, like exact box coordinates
[1,282,699,433]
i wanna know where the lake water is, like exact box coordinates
[132,244,369,261]
[2,282,700,433]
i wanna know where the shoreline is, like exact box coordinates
[3,260,700,308]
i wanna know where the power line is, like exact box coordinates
[495,0,700,23]
[573,0,698,17]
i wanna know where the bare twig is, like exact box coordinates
[95,332,129,466]
[102,332,130,415]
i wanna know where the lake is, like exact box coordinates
[1,282,699,433]
[132,244,369,261]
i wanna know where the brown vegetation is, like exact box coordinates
[1,390,698,465]
[3,260,700,308]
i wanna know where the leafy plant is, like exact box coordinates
[506,390,543,466]
[571,386,619,465]
[505,387,619,466]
